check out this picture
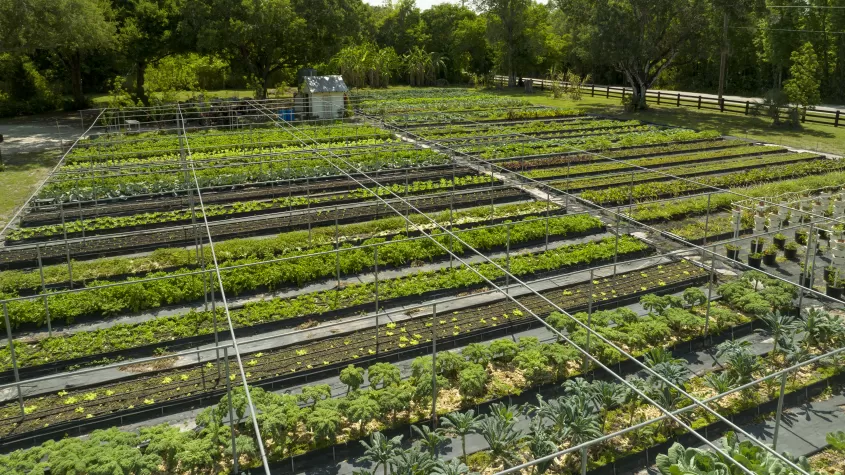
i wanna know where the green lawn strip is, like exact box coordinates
[0,202,558,295]
[9,174,496,241]
[0,258,702,437]
[0,151,59,231]
[561,152,819,191]
[0,234,646,371]
[467,129,721,159]
[580,157,843,206]
[523,144,784,180]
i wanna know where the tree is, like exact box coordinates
[784,42,822,119]
[116,0,185,105]
[368,362,401,389]
[440,409,483,462]
[475,0,531,87]
[358,432,403,475]
[560,0,706,111]
[340,364,365,394]
[190,0,306,99]
[4,0,115,108]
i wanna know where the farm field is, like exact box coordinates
[0,88,843,475]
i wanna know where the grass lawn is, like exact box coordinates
[494,89,845,157]
[0,150,58,229]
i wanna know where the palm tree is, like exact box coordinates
[440,410,483,461]
[359,432,403,475]
[759,310,798,356]
[477,416,525,470]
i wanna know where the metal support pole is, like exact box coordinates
[224,347,238,474]
[703,193,712,245]
[545,194,550,252]
[335,205,341,291]
[431,303,438,429]
[628,169,635,214]
[3,303,24,418]
[583,268,594,373]
[60,201,72,289]
[490,163,495,220]
[375,245,379,354]
[505,223,511,293]
[613,210,621,277]
[581,446,588,475]
[772,370,789,451]
[704,247,717,339]
[36,244,51,337]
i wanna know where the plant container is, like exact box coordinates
[824,267,836,283]
[795,230,808,245]
[747,255,762,269]
[783,248,797,260]
[825,284,843,300]
[763,253,778,266]
[773,236,786,249]
[726,248,740,261]
[750,241,764,253]
[798,274,812,288]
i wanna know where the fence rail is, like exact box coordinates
[494,75,843,128]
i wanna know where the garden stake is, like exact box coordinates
[223,347,238,474]
[3,302,24,418]
[431,303,437,429]
[772,370,789,451]
[798,223,815,310]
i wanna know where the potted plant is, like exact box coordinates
[750,237,766,253]
[824,265,838,283]
[747,252,763,269]
[726,244,740,261]
[818,229,830,240]
[795,229,809,245]
[762,246,778,266]
[826,278,843,300]
[773,233,787,250]
[799,264,813,287]
[783,241,798,260]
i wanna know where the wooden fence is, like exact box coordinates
[494,76,843,128]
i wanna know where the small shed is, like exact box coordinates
[299,75,348,119]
